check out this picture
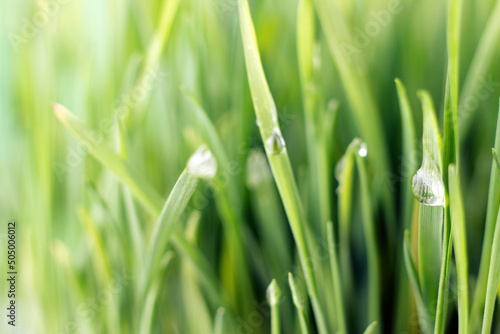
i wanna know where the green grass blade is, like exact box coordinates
[492,148,500,174]
[213,308,226,334]
[288,272,310,334]
[363,321,378,334]
[297,0,333,231]
[171,230,226,308]
[182,89,256,314]
[403,230,432,333]
[53,103,164,214]
[121,185,145,268]
[396,79,418,229]
[438,2,463,331]
[448,164,469,334]
[413,91,444,329]
[444,0,462,172]
[394,78,419,331]
[459,0,500,135]
[481,202,500,334]
[312,0,389,175]
[141,171,198,289]
[238,1,328,332]
[355,141,381,330]
[313,0,396,245]
[139,252,174,334]
[267,279,281,334]
[336,143,355,302]
[417,89,446,312]
[53,103,228,325]
[471,104,500,331]
[129,0,180,120]
[327,221,347,334]
[417,91,443,169]
[246,150,292,276]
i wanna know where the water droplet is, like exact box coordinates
[187,145,218,179]
[266,280,281,306]
[265,129,286,154]
[247,45,252,50]
[256,119,262,127]
[411,158,445,206]
[358,142,368,157]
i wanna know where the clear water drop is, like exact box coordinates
[411,158,445,206]
[265,129,286,154]
[256,119,262,127]
[358,142,368,157]
[187,145,218,180]
[266,280,281,306]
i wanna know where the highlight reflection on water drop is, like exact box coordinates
[411,159,445,206]
[265,129,286,155]
[358,143,368,157]
[187,145,218,180]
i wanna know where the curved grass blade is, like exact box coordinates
[448,164,469,334]
[313,0,395,244]
[171,230,226,308]
[127,0,180,121]
[394,78,419,332]
[481,202,500,334]
[403,230,432,333]
[363,321,378,334]
[138,251,174,334]
[77,206,120,333]
[288,272,310,334]
[141,172,198,290]
[471,103,500,330]
[53,103,229,322]
[53,103,164,214]
[238,1,328,332]
[327,221,347,334]
[311,0,389,175]
[458,0,500,135]
[181,89,257,314]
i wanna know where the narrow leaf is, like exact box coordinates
[448,164,469,334]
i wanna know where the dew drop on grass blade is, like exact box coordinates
[238,0,328,332]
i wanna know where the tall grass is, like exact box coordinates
[2,0,500,333]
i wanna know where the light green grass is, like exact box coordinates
[3,0,500,333]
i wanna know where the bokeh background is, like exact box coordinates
[1,0,500,333]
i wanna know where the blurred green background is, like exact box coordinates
[1,0,500,333]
